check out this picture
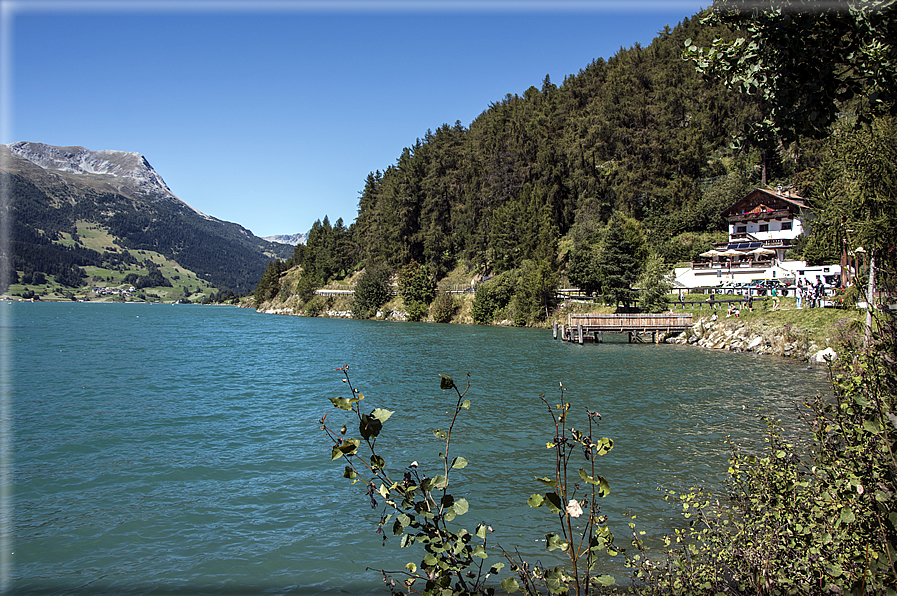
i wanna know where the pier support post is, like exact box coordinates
[578,324,583,345]
[553,322,557,340]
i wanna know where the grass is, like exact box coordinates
[74,221,119,252]
[664,293,863,347]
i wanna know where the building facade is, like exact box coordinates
[719,187,809,261]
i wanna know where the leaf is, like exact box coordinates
[578,467,599,485]
[405,562,417,574]
[535,476,557,487]
[343,465,356,479]
[370,454,385,470]
[472,544,487,559]
[371,408,394,422]
[423,554,438,567]
[433,429,447,440]
[451,456,468,469]
[840,507,856,524]
[501,577,520,593]
[331,438,359,460]
[546,533,569,552]
[461,399,471,410]
[490,562,505,574]
[475,523,487,539]
[452,498,469,516]
[544,492,563,514]
[359,413,383,440]
[338,438,359,454]
[863,418,882,434]
[595,574,616,587]
[439,374,455,390]
[329,396,353,411]
[331,445,344,461]
[595,437,613,455]
[330,394,364,410]
[596,475,610,497]
[528,493,545,507]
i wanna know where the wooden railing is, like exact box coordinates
[566,313,693,330]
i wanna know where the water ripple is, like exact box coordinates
[9,303,831,593]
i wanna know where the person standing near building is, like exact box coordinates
[796,279,803,309]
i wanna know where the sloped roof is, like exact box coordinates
[721,188,809,218]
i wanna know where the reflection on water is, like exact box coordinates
[9,303,831,593]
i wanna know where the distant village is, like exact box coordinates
[92,286,137,297]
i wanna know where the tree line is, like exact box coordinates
[258,3,895,324]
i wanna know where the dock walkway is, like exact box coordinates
[556,313,694,344]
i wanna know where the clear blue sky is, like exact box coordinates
[3,1,708,238]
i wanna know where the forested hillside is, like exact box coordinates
[258,12,814,320]
[1,144,294,297]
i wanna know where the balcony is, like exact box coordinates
[727,209,793,223]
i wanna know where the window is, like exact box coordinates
[781,221,792,230]
[736,226,747,234]
[759,224,769,232]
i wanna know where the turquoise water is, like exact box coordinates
[3,302,831,594]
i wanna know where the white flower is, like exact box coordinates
[566,499,583,518]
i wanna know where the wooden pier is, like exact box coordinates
[555,313,694,344]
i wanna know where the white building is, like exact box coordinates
[720,187,809,262]
[673,188,838,289]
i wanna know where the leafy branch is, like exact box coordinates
[320,368,620,595]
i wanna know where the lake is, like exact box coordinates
[2,302,831,594]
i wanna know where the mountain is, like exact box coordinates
[1,142,293,295]
[263,233,307,246]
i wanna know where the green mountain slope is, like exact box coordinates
[1,142,292,297]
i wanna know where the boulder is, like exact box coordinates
[810,347,838,364]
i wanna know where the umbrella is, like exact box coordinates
[720,249,743,257]
[749,247,776,255]
[699,249,722,257]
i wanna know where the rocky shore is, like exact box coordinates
[665,315,838,364]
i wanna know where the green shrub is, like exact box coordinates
[351,265,393,319]
[304,296,325,317]
[430,292,457,324]
[629,312,897,595]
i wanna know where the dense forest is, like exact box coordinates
[259,1,895,328]
[257,12,809,318]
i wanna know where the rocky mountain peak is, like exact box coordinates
[6,141,177,202]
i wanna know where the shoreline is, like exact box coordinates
[254,294,848,365]
[662,313,839,364]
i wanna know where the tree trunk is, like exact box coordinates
[761,150,767,187]
[865,251,876,349]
